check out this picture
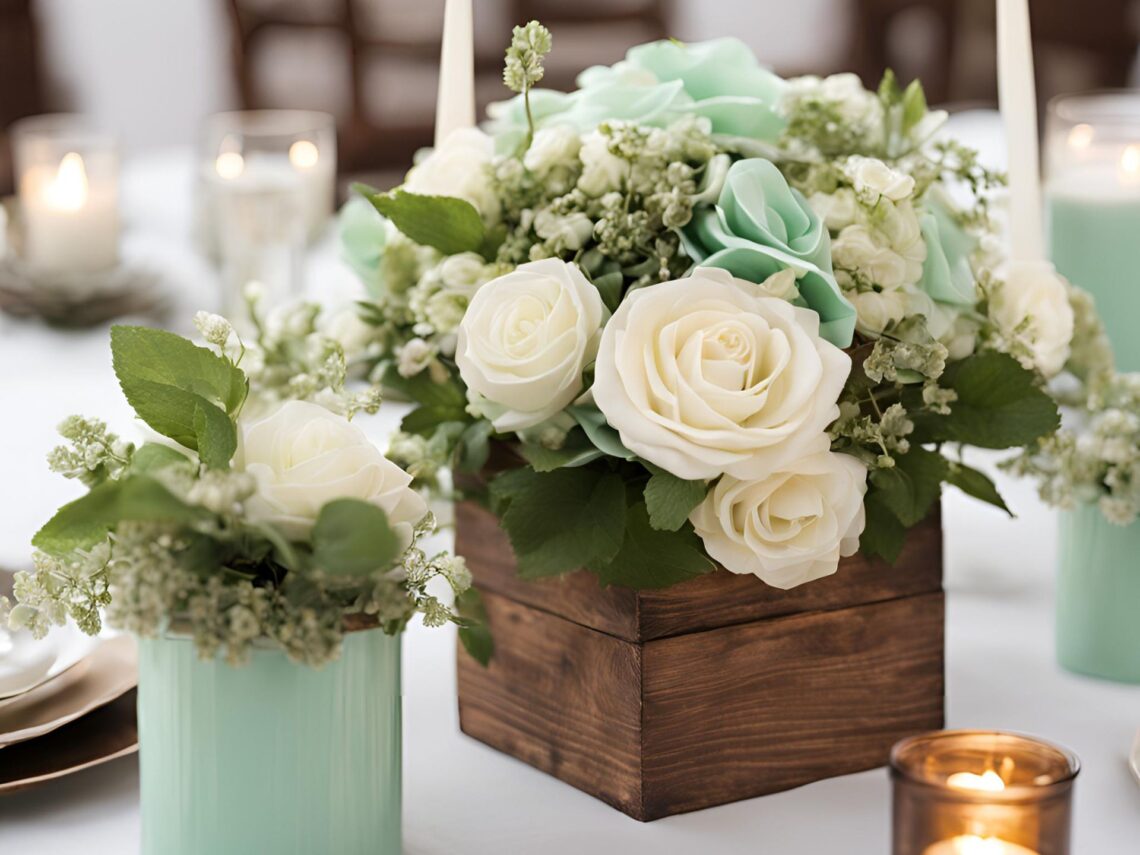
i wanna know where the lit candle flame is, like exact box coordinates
[215,150,245,180]
[946,769,1007,792]
[45,152,89,211]
[1068,123,1094,149]
[947,835,1035,854]
[289,140,319,170]
[1120,145,1140,183]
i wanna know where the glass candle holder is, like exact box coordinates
[1045,91,1140,371]
[11,114,121,274]
[891,731,1079,855]
[197,110,336,248]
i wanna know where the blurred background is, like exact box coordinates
[2,0,1140,194]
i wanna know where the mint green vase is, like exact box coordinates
[1056,503,1140,683]
[136,629,401,855]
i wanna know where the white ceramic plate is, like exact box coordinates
[0,622,101,700]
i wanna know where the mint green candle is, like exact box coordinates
[1047,188,1140,371]
[1056,504,1140,683]
[137,629,401,855]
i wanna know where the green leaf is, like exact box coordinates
[567,406,634,460]
[589,271,624,314]
[381,363,467,410]
[643,465,707,532]
[455,420,494,473]
[401,404,469,437]
[487,467,539,515]
[901,79,928,133]
[590,503,714,589]
[878,68,902,105]
[868,446,946,527]
[499,468,627,578]
[910,352,1060,449]
[33,475,210,555]
[479,223,508,262]
[192,402,238,470]
[355,185,485,256]
[860,492,907,564]
[110,326,246,414]
[517,429,604,472]
[311,499,402,576]
[111,326,244,467]
[130,443,191,474]
[455,588,494,666]
[946,461,1013,516]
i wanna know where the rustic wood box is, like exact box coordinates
[455,499,945,821]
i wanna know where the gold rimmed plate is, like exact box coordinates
[0,690,138,794]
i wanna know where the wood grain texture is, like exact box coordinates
[455,499,943,642]
[640,592,945,819]
[458,590,945,820]
[455,487,945,820]
[456,591,645,816]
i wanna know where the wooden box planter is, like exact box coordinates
[455,499,945,822]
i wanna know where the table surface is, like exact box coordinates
[1,112,1138,854]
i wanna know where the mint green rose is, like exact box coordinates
[339,197,387,294]
[487,38,786,150]
[918,186,977,307]
[338,198,435,301]
[681,158,856,348]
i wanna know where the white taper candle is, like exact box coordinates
[997,0,1045,262]
[434,0,476,148]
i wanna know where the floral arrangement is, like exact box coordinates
[1003,292,1140,523]
[340,23,1072,590]
[5,308,487,667]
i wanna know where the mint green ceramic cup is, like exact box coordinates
[1056,503,1140,683]
[136,629,401,855]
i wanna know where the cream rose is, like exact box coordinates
[403,128,499,224]
[990,260,1074,378]
[808,188,858,232]
[592,268,851,481]
[456,259,605,432]
[239,400,427,545]
[524,125,582,174]
[844,155,915,203]
[690,451,868,589]
[850,288,908,336]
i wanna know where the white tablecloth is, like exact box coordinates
[0,114,1138,853]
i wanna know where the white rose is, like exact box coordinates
[578,130,628,196]
[523,125,581,174]
[439,252,490,291]
[990,260,1074,377]
[456,259,605,431]
[850,288,908,336]
[690,451,868,589]
[592,268,851,481]
[845,155,915,202]
[239,400,428,545]
[396,337,435,378]
[534,210,594,251]
[808,188,858,232]
[404,128,499,224]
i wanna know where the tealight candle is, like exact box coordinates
[1045,91,1140,371]
[11,114,120,274]
[198,110,336,246]
[891,731,1078,855]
